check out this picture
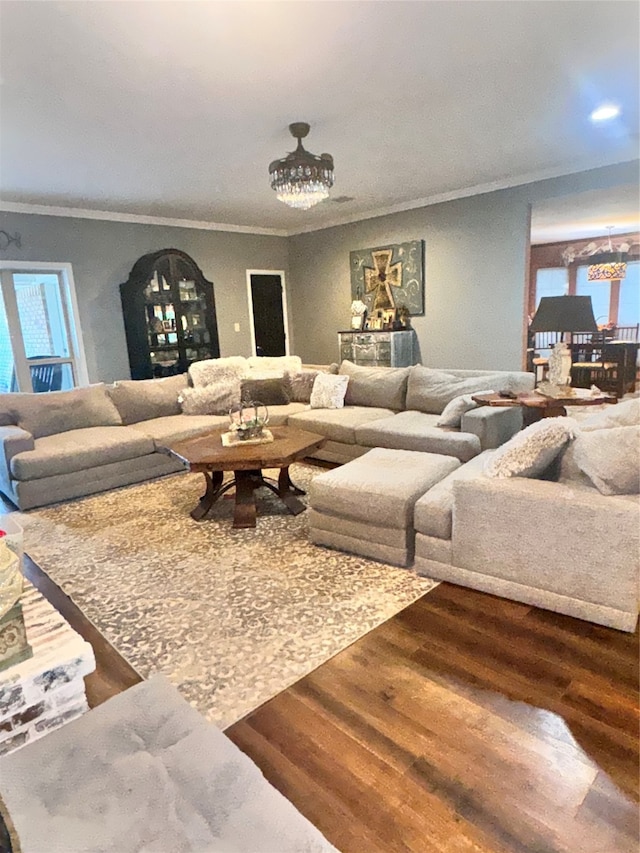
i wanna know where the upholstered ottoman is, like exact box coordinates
[308,448,460,566]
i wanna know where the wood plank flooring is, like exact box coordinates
[17,553,640,853]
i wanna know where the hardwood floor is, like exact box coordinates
[15,549,640,852]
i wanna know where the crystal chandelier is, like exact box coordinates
[269,123,334,210]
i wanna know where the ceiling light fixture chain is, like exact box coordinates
[269,122,334,211]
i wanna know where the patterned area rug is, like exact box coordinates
[16,464,435,728]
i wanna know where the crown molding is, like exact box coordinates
[0,202,289,238]
[1,155,637,239]
[283,156,640,236]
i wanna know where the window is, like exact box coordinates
[0,263,88,393]
[534,267,568,307]
[575,267,612,325]
[618,261,640,327]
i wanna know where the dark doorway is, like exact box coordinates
[248,272,288,356]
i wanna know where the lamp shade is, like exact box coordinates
[529,296,598,333]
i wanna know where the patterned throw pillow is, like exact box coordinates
[309,374,350,410]
[240,378,290,406]
[284,370,319,403]
[484,417,577,479]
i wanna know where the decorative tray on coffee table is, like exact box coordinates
[221,429,274,448]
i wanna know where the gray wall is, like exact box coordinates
[0,212,289,382]
[288,160,639,371]
[1,160,637,380]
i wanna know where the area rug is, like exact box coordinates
[16,464,435,728]
[0,675,338,852]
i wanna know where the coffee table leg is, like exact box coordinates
[191,471,224,521]
[233,471,259,529]
[277,466,307,515]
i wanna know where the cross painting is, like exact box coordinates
[350,240,424,317]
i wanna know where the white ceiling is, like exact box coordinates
[1,1,638,236]
[531,183,640,243]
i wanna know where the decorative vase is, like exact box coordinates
[229,401,269,440]
[548,341,572,387]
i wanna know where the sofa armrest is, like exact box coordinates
[0,425,34,499]
[0,425,35,467]
[451,477,640,611]
[461,406,523,450]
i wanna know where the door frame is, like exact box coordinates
[245,269,291,357]
[0,260,90,389]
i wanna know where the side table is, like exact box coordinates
[472,390,617,427]
[0,581,96,756]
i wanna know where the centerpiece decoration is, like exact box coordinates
[225,401,272,445]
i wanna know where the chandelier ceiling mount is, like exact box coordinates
[269,122,335,211]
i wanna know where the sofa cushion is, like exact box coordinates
[356,410,482,462]
[572,425,640,496]
[288,407,394,444]
[309,448,460,528]
[339,360,410,411]
[10,426,154,481]
[484,417,577,479]
[107,374,188,425]
[406,365,531,414]
[414,450,494,539]
[3,385,123,439]
[578,398,640,431]
[310,374,349,409]
[130,414,229,445]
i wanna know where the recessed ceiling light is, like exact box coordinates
[590,104,621,122]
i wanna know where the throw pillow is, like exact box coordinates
[309,373,349,410]
[179,381,241,416]
[240,377,290,406]
[188,357,248,389]
[107,373,188,425]
[246,355,302,377]
[339,360,410,410]
[484,417,577,479]
[578,398,640,432]
[436,391,494,428]
[572,425,640,495]
[284,370,319,403]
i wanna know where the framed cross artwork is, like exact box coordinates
[349,240,425,319]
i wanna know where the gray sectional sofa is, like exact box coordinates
[0,358,532,510]
[308,397,640,632]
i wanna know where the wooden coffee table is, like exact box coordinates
[472,389,617,425]
[167,425,325,528]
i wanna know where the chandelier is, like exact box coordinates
[562,227,632,281]
[269,123,334,210]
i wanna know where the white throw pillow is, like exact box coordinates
[572,425,640,495]
[310,373,349,410]
[484,417,577,479]
[436,391,494,428]
[188,357,248,389]
[179,382,241,416]
[578,398,640,432]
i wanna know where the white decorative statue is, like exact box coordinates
[548,341,573,388]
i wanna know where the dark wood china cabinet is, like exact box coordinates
[120,249,220,379]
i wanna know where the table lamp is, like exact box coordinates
[529,296,598,394]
